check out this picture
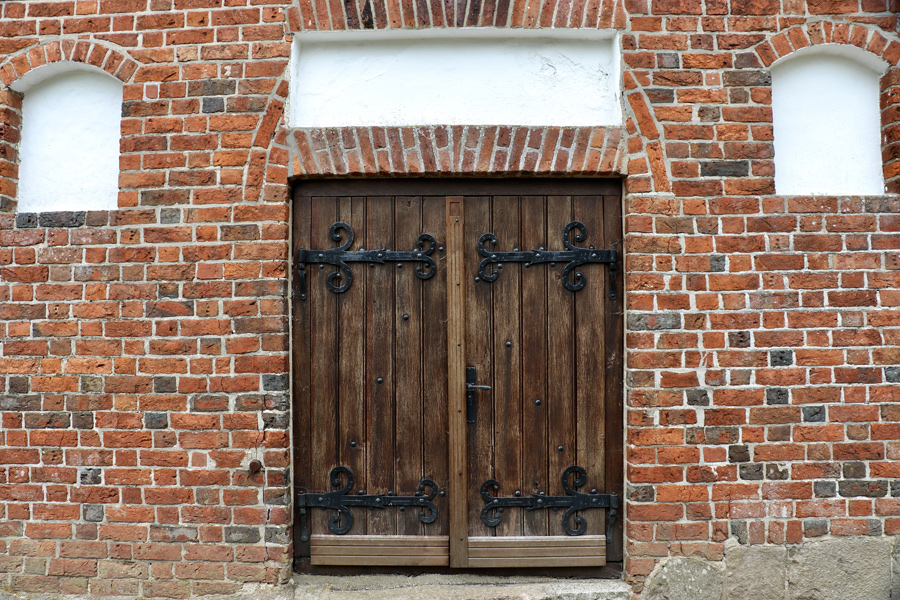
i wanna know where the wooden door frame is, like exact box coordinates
[291,177,625,570]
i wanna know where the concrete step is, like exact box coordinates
[292,574,632,600]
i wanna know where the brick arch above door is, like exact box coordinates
[286,0,626,31]
[287,125,626,177]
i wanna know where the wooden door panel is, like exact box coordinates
[293,190,450,564]
[462,192,621,559]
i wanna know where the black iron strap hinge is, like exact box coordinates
[480,465,618,538]
[295,466,440,542]
[477,221,618,299]
[295,222,439,299]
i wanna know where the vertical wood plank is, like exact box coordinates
[520,194,548,537]
[490,195,523,537]
[366,196,396,536]
[463,195,493,539]
[446,196,469,568]
[337,196,367,535]
[546,195,575,536]
[395,195,424,535]
[603,190,625,561]
[292,190,313,553]
[310,195,340,535]
[423,195,450,537]
[574,194,606,537]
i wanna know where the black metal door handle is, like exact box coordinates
[465,367,491,424]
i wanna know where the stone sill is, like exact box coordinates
[291,574,632,600]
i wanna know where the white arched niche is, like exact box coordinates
[11,62,122,212]
[771,46,888,196]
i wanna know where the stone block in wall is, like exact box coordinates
[642,557,724,600]
[786,537,892,600]
[725,545,786,600]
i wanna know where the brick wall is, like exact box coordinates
[0,0,898,597]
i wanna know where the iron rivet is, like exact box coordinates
[359,490,365,494]
[350,441,356,447]
[513,248,518,252]
[399,507,405,511]
[370,263,375,268]
[506,341,511,347]
[514,490,521,497]
[300,294,306,300]
[456,282,460,286]
[440,490,446,496]
[525,264,530,268]
[455,219,459,222]
[591,489,597,494]
[459,471,462,475]
[550,262,556,267]
[318,496,324,502]
[535,398,541,405]
[498,507,504,513]
[539,247,544,251]
[475,277,480,282]
[388,491,393,496]
[397,264,402,268]
[403,314,409,320]
[439,246,444,252]
[376,377,383,384]
[318,253,324,258]
[376,497,381,502]
[319,264,324,269]
[558,445,564,451]
[491,254,497,260]
[497,264,503,269]
[458,409,461,413]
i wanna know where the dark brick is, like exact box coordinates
[627,313,681,331]
[729,331,750,348]
[802,405,825,422]
[202,97,225,113]
[686,389,709,406]
[262,374,288,391]
[766,463,788,480]
[814,481,837,498]
[803,518,828,537]
[729,445,750,463]
[700,160,749,177]
[83,505,104,522]
[766,388,788,405]
[38,211,86,228]
[80,468,102,485]
[843,462,866,479]
[15,213,38,228]
[224,526,260,544]
[739,463,763,480]
[144,413,168,429]
[770,350,794,366]
[154,377,177,393]
[628,485,656,502]
[838,480,888,498]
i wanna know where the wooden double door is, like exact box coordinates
[292,179,623,569]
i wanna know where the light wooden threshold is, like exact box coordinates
[466,535,606,568]
[310,535,450,566]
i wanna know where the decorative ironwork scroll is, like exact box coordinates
[296,466,439,542]
[480,465,618,537]
[295,222,438,299]
[477,221,617,298]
